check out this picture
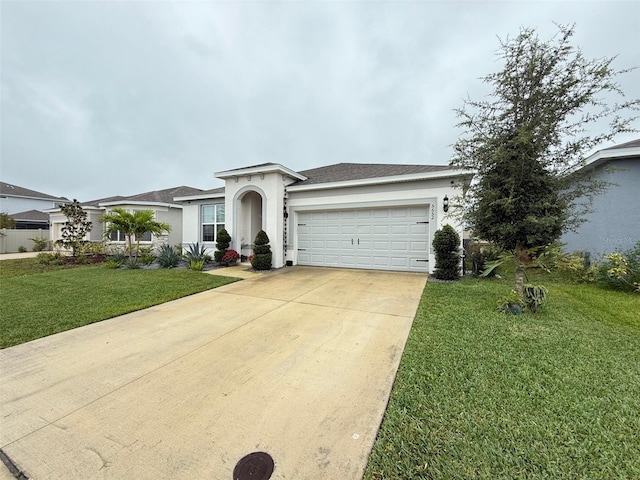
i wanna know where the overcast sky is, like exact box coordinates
[1,1,639,202]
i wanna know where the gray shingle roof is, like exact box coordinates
[9,210,50,222]
[604,138,640,150]
[81,186,205,207]
[126,186,205,203]
[0,182,68,201]
[293,163,451,186]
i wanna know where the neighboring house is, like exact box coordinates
[176,162,472,273]
[0,182,68,229]
[48,186,204,249]
[8,210,51,230]
[561,138,640,257]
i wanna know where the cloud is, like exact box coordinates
[1,1,639,202]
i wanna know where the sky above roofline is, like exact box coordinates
[2,1,639,202]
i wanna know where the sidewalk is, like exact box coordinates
[0,252,40,260]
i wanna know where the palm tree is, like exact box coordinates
[101,208,171,259]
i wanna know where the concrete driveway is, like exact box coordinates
[0,266,426,479]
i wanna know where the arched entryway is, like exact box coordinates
[236,188,264,258]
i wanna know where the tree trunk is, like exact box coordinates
[515,266,525,296]
[514,243,530,296]
[127,235,134,260]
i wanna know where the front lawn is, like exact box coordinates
[0,259,239,349]
[365,277,640,479]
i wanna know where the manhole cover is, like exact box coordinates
[233,451,274,480]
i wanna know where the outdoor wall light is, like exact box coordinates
[443,195,450,213]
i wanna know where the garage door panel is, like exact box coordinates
[297,206,430,272]
[390,225,409,235]
[390,241,408,251]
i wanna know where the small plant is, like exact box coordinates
[140,255,155,265]
[183,242,209,264]
[124,258,141,269]
[468,243,502,277]
[553,250,596,283]
[215,228,232,263]
[106,259,123,269]
[432,225,461,280]
[157,244,181,268]
[523,284,548,313]
[251,230,272,271]
[221,249,240,266]
[189,259,205,271]
[35,252,65,265]
[18,246,27,253]
[84,242,107,256]
[497,290,525,315]
[596,243,640,293]
[30,237,49,252]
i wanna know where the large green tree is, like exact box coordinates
[101,208,171,259]
[452,24,639,293]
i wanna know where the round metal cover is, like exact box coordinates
[233,451,274,480]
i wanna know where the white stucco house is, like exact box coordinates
[176,162,472,273]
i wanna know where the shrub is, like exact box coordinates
[251,230,272,271]
[432,225,461,280]
[553,250,596,283]
[221,249,240,265]
[215,228,231,263]
[596,242,640,293]
[467,243,502,277]
[189,259,205,271]
[18,246,27,253]
[157,244,181,268]
[497,290,525,314]
[184,242,209,264]
[140,255,155,265]
[30,237,49,252]
[35,252,65,265]
[124,258,141,269]
[106,259,123,269]
[523,284,548,313]
[84,242,107,256]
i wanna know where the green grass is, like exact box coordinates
[0,259,239,349]
[365,277,640,479]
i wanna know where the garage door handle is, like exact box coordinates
[351,238,353,245]
[357,238,360,245]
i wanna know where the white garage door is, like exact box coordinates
[297,206,430,272]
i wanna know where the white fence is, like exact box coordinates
[0,229,50,253]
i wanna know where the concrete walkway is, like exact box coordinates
[0,266,426,479]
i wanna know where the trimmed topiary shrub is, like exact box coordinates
[215,228,231,263]
[251,230,272,271]
[432,224,461,280]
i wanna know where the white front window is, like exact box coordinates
[201,204,225,242]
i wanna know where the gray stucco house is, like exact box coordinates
[561,138,640,257]
[0,182,68,229]
[47,185,204,249]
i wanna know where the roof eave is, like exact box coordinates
[98,200,183,209]
[174,192,226,202]
[216,164,307,181]
[287,169,474,192]
[581,146,640,171]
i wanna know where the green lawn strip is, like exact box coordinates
[365,278,640,479]
[0,265,239,349]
